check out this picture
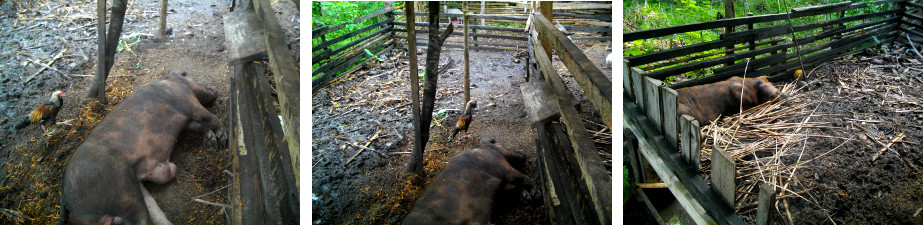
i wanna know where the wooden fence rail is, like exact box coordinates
[622,0,912,224]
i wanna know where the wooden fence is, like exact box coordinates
[519,6,612,224]
[623,0,912,224]
[311,1,612,92]
[223,0,299,223]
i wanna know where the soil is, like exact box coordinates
[754,44,923,224]
[0,0,299,224]
[311,37,613,224]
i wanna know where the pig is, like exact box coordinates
[60,70,226,225]
[403,138,538,225]
[677,76,786,126]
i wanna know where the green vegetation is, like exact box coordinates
[312,1,389,81]
[623,166,632,203]
[623,0,895,83]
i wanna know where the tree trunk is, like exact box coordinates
[404,2,423,177]
[87,0,128,104]
[405,1,454,177]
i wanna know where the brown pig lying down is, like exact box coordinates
[677,76,786,126]
[403,138,538,225]
[60,70,226,225]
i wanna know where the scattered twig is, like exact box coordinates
[906,34,923,61]
[193,198,231,209]
[25,45,66,83]
[871,131,904,161]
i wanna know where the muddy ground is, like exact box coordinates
[0,0,299,224]
[750,44,923,224]
[311,38,612,224]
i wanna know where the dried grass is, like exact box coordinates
[698,81,847,215]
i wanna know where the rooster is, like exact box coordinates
[450,100,477,141]
[14,90,66,135]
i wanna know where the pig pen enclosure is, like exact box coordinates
[624,0,923,224]
[312,1,612,224]
[0,0,300,224]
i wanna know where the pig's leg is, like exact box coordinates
[140,183,173,225]
[137,159,178,184]
[501,165,540,202]
[184,104,227,148]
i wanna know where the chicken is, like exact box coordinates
[450,100,477,141]
[14,90,65,135]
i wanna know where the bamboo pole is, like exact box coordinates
[405,1,423,177]
[159,0,167,35]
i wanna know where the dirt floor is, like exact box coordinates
[748,43,923,224]
[0,0,299,223]
[311,37,612,224]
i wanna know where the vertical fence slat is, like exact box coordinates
[757,183,777,225]
[624,60,633,100]
[680,114,701,171]
[631,68,646,110]
[643,76,663,130]
[660,86,679,148]
[712,147,736,207]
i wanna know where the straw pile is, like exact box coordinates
[698,81,847,215]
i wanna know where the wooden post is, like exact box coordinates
[405,2,423,177]
[757,183,777,225]
[724,0,735,67]
[539,2,552,60]
[159,0,168,35]
[92,0,106,103]
[463,2,470,104]
[680,115,701,171]
[747,12,754,51]
[712,147,736,207]
[661,86,678,148]
[384,2,394,40]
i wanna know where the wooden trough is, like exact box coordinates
[222,0,300,223]
[623,0,915,224]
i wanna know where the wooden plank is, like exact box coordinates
[312,40,390,90]
[229,65,264,224]
[352,8,391,24]
[790,2,851,18]
[711,16,898,76]
[393,11,528,21]
[569,36,613,41]
[680,115,702,171]
[550,122,604,225]
[532,34,612,225]
[661,86,679,148]
[313,26,391,64]
[313,23,346,38]
[671,22,897,89]
[533,122,582,225]
[255,0,300,196]
[312,18,393,52]
[520,79,561,125]
[223,9,268,66]
[631,67,645,110]
[757,183,777,225]
[711,147,736,207]
[534,12,612,129]
[643,76,662,132]
[624,130,644,185]
[563,26,611,33]
[312,25,328,37]
[392,21,526,33]
[624,13,790,41]
[313,35,388,76]
[393,28,527,41]
[744,29,896,79]
[554,12,611,21]
[625,99,744,225]
[626,35,752,66]
[394,37,522,51]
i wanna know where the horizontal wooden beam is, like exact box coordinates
[393,28,528,41]
[392,21,526,33]
[312,18,393,52]
[312,26,392,65]
[531,28,612,225]
[534,12,612,129]
[313,32,390,75]
[393,11,528,21]
[393,35,525,49]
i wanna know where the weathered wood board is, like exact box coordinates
[222,9,267,66]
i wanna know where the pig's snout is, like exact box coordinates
[479,138,496,146]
